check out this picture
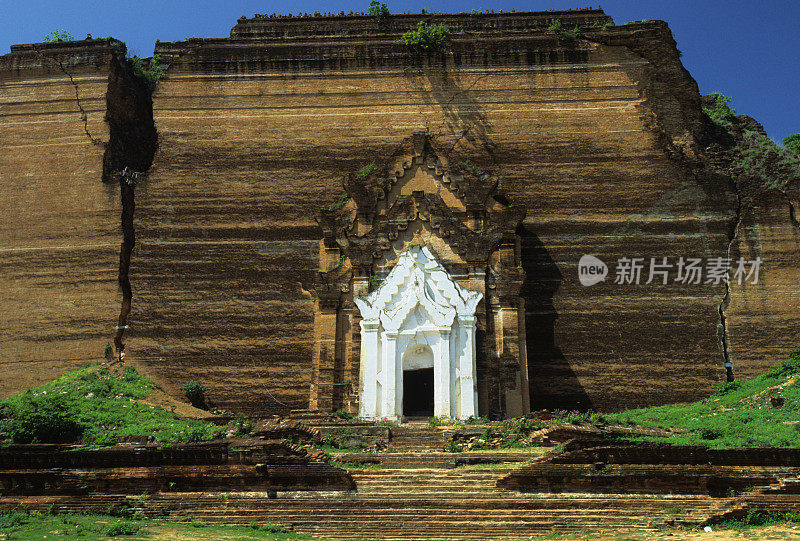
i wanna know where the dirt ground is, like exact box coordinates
[142,523,800,540]
[543,524,800,541]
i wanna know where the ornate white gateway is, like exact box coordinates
[354,246,482,420]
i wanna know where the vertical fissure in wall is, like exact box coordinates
[30,44,105,146]
[788,200,800,229]
[57,59,106,146]
[718,189,741,382]
[103,49,159,360]
[114,171,137,358]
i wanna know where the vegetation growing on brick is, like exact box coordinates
[42,29,74,43]
[783,133,800,156]
[458,159,484,176]
[129,53,164,93]
[0,365,225,445]
[323,192,351,212]
[738,130,800,192]
[715,508,800,528]
[610,349,800,448]
[368,0,391,28]
[358,163,377,178]
[703,92,736,128]
[545,18,583,42]
[181,380,207,409]
[396,21,451,53]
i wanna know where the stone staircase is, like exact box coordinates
[335,450,543,469]
[5,426,798,540]
[3,468,719,540]
[703,474,800,525]
[168,469,718,539]
[388,422,449,452]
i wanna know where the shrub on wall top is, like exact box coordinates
[396,21,451,53]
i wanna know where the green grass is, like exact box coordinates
[712,508,800,529]
[607,349,800,448]
[0,511,314,540]
[0,364,225,446]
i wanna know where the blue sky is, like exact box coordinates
[2,0,798,143]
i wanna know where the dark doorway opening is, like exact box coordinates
[403,368,434,417]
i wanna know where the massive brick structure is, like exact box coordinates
[0,39,155,394]
[1,9,798,416]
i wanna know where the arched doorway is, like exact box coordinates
[402,344,434,417]
[312,133,530,420]
[355,246,481,420]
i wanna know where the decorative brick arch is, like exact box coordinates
[355,246,481,419]
[310,133,530,419]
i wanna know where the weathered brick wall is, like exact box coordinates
[726,194,800,374]
[0,441,354,494]
[1,11,798,414]
[0,40,123,397]
[133,14,735,413]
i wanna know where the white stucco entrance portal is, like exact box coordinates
[354,246,483,420]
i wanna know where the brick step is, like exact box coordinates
[389,434,445,445]
[389,432,446,438]
[182,496,716,507]
[177,499,718,509]
[279,526,649,539]
[1,492,716,504]
[177,491,521,499]
[351,466,516,470]
[350,473,512,480]
[152,492,716,503]
[295,528,662,540]
[741,499,800,506]
[34,489,713,500]
[359,461,457,468]
[351,473,512,479]
[338,453,537,461]
[389,438,446,441]
[206,516,665,527]
[390,435,446,439]
[388,447,447,452]
[187,509,711,519]
[142,502,717,514]
[351,479,513,486]
[351,470,510,475]
[293,532,629,540]
[189,517,699,527]
[349,467,520,474]
[352,478,514,484]
[389,437,447,441]
[146,498,718,510]
[19,496,716,514]
[293,530,652,541]
[351,478,513,484]
[389,435,446,439]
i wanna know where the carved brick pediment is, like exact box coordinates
[340,133,499,216]
[317,133,525,275]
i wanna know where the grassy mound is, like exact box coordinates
[0,510,306,540]
[611,350,800,448]
[0,364,224,446]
